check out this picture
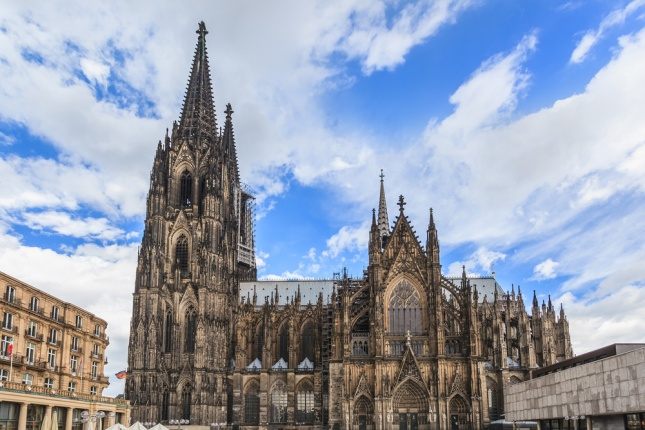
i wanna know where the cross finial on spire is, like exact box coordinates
[398,195,406,213]
[197,21,208,37]
[225,103,234,119]
[405,330,411,348]
[379,169,385,182]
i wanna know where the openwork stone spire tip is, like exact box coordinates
[377,170,390,241]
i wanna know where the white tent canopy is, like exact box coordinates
[272,358,288,370]
[246,358,261,370]
[298,357,314,370]
[129,422,147,430]
[148,424,169,430]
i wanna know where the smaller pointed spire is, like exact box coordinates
[517,285,522,297]
[275,284,279,305]
[377,170,390,243]
[548,294,553,311]
[511,284,515,297]
[533,290,539,308]
[371,208,377,227]
[253,285,257,306]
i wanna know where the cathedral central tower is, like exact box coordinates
[126,21,256,424]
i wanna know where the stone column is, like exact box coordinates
[18,403,28,430]
[65,408,73,430]
[585,416,592,430]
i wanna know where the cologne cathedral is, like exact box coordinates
[126,22,573,430]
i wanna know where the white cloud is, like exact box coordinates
[323,222,370,258]
[447,246,506,276]
[21,210,125,240]
[532,258,559,280]
[570,0,645,63]
[80,58,111,86]
[0,131,15,145]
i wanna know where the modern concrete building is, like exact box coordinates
[0,270,130,429]
[505,343,645,430]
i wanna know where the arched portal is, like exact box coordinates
[353,396,373,430]
[392,379,428,430]
[448,395,470,430]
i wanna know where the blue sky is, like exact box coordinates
[1,0,645,396]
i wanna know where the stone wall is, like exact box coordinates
[505,346,645,421]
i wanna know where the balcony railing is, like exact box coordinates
[0,380,129,406]
[1,294,21,306]
[25,330,44,342]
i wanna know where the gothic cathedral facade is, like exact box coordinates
[126,23,573,429]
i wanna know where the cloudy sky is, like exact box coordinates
[1,0,645,396]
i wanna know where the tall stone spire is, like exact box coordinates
[222,103,240,183]
[377,169,390,243]
[178,21,217,142]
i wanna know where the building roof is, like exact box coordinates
[531,343,645,378]
[239,279,335,306]
[445,275,506,303]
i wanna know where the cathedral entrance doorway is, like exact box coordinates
[449,395,470,430]
[398,413,419,430]
[392,379,428,430]
[353,396,373,430]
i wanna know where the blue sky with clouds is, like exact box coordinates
[1,0,645,396]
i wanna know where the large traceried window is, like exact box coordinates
[388,280,423,334]
[180,171,192,208]
[277,324,289,362]
[270,381,288,423]
[244,380,260,424]
[176,236,189,276]
[184,307,196,353]
[296,380,315,424]
[300,321,316,362]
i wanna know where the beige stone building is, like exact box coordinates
[0,270,130,429]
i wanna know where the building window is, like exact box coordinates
[51,306,59,320]
[44,377,53,389]
[277,324,289,361]
[296,381,315,424]
[176,236,189,276]
[27,321,37,337]
[270,381,288,423]
[244,380,260,424]
[29,297,39,312]
[48,328,58,344]
[300,321,316,362]
[180,170,193,208]
[163,311,173,353]
[22,373,33,385]
[0,369,7,381]
[68,381,76,393]
[3,285,15,303]
[184,307,196,353]
[388,279,423,334]
[2,312,13,330]
[25,342,35,365]
[75,315,82,329]
[71,336,79,352]
[92,343,100,357]
[91,361,98,378]
[90,386,97,395]
[47,348,57,369]
[70,355,78,373]
[94,324,101,336]
[1,335,13,357]
[27,405,45,430]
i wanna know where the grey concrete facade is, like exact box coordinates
[505,345,645,429]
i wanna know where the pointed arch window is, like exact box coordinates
[296,380,315,424]
[277,324,289,361]
[185,308,196,353]
[270,381,288,423]
[388,280,423,334]
[300,321,316,363]
[180,171,192,208]
[181,386,191,419]
[250,323,264,361]
[176,236,189,276]
[198,176,206,215]
[244,380,260,424]
[163,310,173,353]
